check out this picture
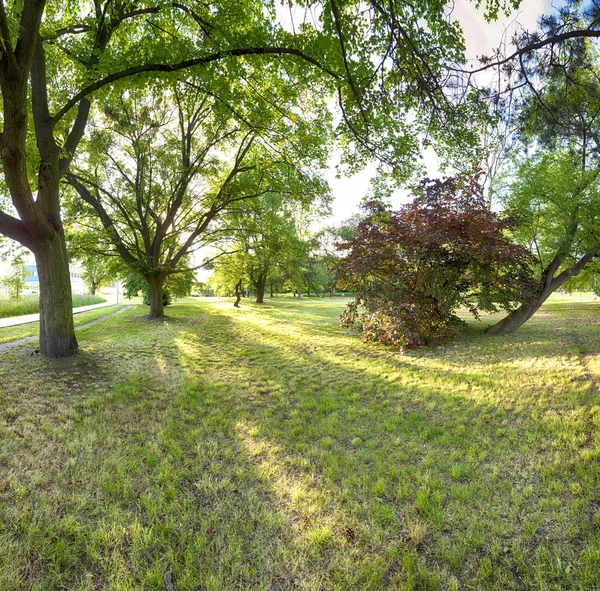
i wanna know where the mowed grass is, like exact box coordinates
[0,295,599,590]
[0,304,124,344]
[0,294,106,319]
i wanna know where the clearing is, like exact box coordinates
[0,296,599,590]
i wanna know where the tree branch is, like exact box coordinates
[53,47,340,123]
[0,211,34,248]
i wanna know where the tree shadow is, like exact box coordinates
[3,299,599,589]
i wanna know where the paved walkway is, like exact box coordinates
[0,305,132,353]
[0,300,121,329]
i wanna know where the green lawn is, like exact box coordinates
[0,295,599,590]
[0,294,106,319]
[0,304,124,344]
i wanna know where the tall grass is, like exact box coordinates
[0,294,106,319]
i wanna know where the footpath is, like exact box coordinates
[0,300,120,329]
[0,305,131,353]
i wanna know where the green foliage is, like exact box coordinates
[336,173,534,349]
[67,231,123,295]
[122,273,146,300]
[167,269,197,299]
[1,255,29,299]
[495,150,600,272]
[66,84,330,307]
[122,270,194,306]
[143,288,171,308]
[210,194,316,301]
[123,273,171,307]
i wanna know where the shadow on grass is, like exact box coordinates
[2,299,600,589]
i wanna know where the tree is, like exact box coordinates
[487,151,600,334]
[1,252,29,299]
[0,0,501,356]
[486,34,600,334]
[210,194,311,304]
[336,173,534,350]
[66,85,329,317]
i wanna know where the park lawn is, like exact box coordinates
[0,304,125,345]
[0,296,599,590]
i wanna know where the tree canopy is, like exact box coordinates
[0,0,509,356]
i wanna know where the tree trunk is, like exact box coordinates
[255,274,266,304]
[297,287,302,299]
[34,236,78,357]
[487,252,595,335]
[234,279,243,308]
[146,274,166,319]
[90,281,97,296]
[486,295,550,335]
[270,281,274,297]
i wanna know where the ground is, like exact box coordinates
[0,295,599,590]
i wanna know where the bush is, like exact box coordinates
[336,172,534,350]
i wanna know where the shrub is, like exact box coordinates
[336,172,534,350]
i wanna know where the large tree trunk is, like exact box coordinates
[35,236,78,357]
[255,274,266,304]
[0,29,83,357]
[487,293,552,335]
[487,252,595,335]
[146,274,166,319]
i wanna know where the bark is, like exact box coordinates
[270,281,274,298]
[90,281,97,296]
[255,274,266,303]
[488,252,595,335]
[146,274,166,319]
[234,279,242,308]
[34,235,78,357]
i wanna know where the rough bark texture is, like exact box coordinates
[255,274,266,303]
[487,252,595,335]
[146,275,165,319]
[35,236,78,356]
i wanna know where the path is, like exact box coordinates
[0,300,123,329]
[0,305,132,353]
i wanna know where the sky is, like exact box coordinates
[324,0,551,226]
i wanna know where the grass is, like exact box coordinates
[0,304,124,344]
[0,294,599,589]
[0,294,106,319]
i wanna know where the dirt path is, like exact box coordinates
[0,305,132,354]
